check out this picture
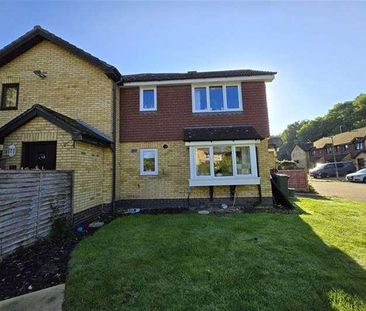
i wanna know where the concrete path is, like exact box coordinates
[0,284,64,311]
[310,178,366,202]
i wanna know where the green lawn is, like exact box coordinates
[64,198,366,311]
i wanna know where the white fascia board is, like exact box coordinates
[122,75,275,87]
[189,177,261,187]
[185,140,261,147]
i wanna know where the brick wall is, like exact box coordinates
[0,40,114,137]
[120,82,270,142]
[278,169,308,191]
[2,117,111,213]
[0,40,116,213]
[119,139,272,202]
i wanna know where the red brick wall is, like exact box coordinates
[278,169,308,191]
[120,82,270,142]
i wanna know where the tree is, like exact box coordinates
[278,93,366,160]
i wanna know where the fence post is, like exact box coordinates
[35,172,42,238]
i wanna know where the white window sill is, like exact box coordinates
[192,109,243,113]
[189,176,260,187]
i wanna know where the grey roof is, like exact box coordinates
[0,104,112,146]
[121,69,277,84]
[268,136,283,148]
[297,142,313,152]
[184,125,262,142]
[0,26,121,81]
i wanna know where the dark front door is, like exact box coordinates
[22,141,57,170]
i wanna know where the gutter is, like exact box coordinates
[120,75,275,87]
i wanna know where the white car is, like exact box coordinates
[345,168,366,183]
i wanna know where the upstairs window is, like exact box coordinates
[356,142,364,150]
[344,144,349,151]
[192,84,242,112]
[140,87,157,111]
[1,83,19,110]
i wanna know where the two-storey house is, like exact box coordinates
[118,70,276,208]
[310,127,366,170]
[0,26,276,221]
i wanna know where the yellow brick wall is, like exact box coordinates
[291,145,309,169]
[119,139,272,200]
[0,40,114,137]
[2,117,111,213]
[268,149,277,169]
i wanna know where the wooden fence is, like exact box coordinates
[0,171,73,257]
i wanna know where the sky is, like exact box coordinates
[0,1,365,135]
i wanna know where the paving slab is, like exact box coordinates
[0,284,64,311]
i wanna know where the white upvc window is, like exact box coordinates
[186,140,260,186]
[140,87,157,111]
[140,149,158,175]
[192,83,243,113]
[356,142,364,150]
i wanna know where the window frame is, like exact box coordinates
[191,83,243,113]
[1,83,19,110]
[187,140,259,186]
[356,142,364,150]
[139,87,157,111]
[140,148,158,176]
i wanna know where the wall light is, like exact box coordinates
[33,70,47,79]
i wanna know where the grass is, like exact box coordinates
[64,198,366,311]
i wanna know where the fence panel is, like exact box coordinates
[0,171,73,256]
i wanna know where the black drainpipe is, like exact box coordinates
[111,83,117,217]
[256,146,262,204]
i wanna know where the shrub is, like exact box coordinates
[50,216,73,242]
[277,160,298,170]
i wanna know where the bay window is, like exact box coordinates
[192,84,242,112]
[187,141,259,186]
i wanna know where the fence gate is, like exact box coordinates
[0,171,73,257]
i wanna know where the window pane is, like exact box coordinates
[209,86,224,111]
[213,145,233,176]
[196,148,210,176]
[5,87,18,108]
[226,86,239,109]
[236,146,252,175]
[142,150,156,172]
[194,87,207,111]
[142,89,155,109]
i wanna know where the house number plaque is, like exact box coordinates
[7,144,16,157]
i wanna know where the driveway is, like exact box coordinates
[309,178,366,202]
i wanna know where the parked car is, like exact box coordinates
[345,168,366,183]
[309,161,356,178]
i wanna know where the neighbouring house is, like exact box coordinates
[310,127,366,170]
[291,142,313,170]
[0,26,277,221]
[268,136,282,168]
